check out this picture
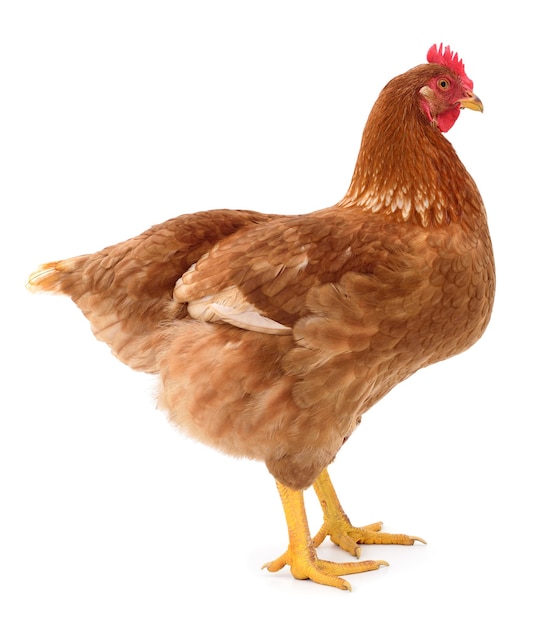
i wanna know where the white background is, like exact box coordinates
[1,1,533,624]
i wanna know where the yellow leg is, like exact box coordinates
[263,480,387,591]
[312,468,426,558]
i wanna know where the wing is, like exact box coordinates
[173,206,425,331]
[172,206,434,413]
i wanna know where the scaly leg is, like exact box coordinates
[312,468,425,558]
[263,480,387,590]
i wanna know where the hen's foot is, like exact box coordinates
[263,547,387,592]
[313,519,425,558]
[266,479,387,590]
[312,469,425,558]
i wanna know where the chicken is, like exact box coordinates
[27,44,495,591]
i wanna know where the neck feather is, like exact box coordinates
[338,68,483,228]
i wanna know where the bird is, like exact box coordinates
[28,44,495,591]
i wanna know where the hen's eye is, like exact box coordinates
[438,79,450,90]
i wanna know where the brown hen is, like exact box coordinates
[28,44,495,590]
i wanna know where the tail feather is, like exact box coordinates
[27,262,63,293]
[27,256,89,295]
[27,208,275,373]
[27,252,168,373]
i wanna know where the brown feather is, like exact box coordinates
[28,56,495,491]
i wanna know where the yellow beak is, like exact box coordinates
[458,92,484,113]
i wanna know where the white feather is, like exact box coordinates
[186,288,292,335]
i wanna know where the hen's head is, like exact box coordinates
[419,44,483,132]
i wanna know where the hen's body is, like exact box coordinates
[29,46,495,589]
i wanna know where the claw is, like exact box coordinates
[410,536,427,545]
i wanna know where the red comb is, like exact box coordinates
[427,44,473,88]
